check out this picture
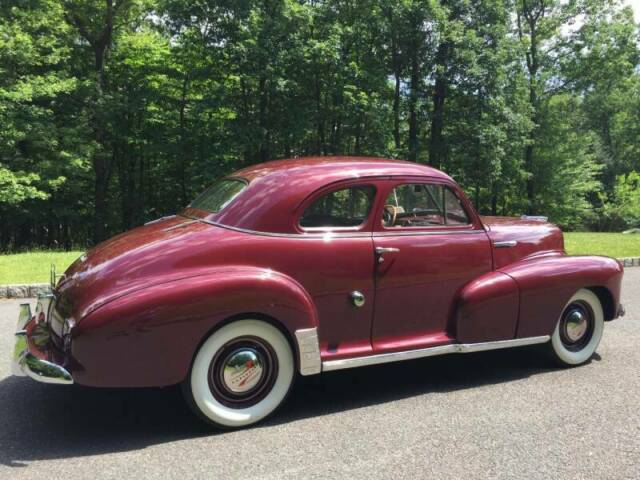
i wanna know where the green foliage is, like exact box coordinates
[1,0,639,250]
[533,95,603,229]
[0,167,47,204]
[0,0,76,206]
[599,172,640,229]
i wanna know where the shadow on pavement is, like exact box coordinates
[0,345,570,466]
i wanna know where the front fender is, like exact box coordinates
[70,267,318,387]
[499,255,623,338]
[455,271,520,343]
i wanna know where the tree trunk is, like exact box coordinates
[93,160,109,242]
[64,2,120,243]
[474,183,480,211]
[315,76,325,154]
[407,46,419,162]
[258,75,270,161]
[393,70,401,150]
[491,180,498,216]
[428,42,449,169]
[354,115,362,155]
[386,6,402,152]
[517,5,541,215]
[428,77,446,168]
[525,73,538,214]
[178,76,189,206]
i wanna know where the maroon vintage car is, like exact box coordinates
[13,157,625,428]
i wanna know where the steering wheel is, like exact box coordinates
[382,205,398,227]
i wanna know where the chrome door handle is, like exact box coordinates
[375,247,400,254]
[493,240,518,248]
[375,246,400,264]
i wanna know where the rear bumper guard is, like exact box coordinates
[12,299,73,385]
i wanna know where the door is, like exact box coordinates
[284,182,379,361]
[371,180,492,352]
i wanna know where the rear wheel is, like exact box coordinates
[183,319,295,428]
[548,289,604,367]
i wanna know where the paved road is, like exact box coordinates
[1,271,639,480]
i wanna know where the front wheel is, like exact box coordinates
[548,288,604,367]
[183,319,295,428]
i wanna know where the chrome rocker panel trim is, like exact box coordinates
[12,300,74,385]
[321,336,550,372]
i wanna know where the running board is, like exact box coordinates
[321,336,550,372]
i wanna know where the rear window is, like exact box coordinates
[190,178,247,213]
[300,185,376,229]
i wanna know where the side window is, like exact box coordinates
[444,187,470,225]
[300,185,376,229]
[382,183,469,228]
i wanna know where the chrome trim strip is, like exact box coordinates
[322,336,550,372]
[493,240,518,248]
[295,328,322,375]
[162,219,198,232]
[144,214,176,226]
[180,214,372,238]
[181,214,485,239]
[521,215,548,222]
[373,229,484,237]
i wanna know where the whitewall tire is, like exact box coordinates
[548,289,604,367]
[184,319,295,428]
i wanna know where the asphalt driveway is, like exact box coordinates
[1,270,639,479]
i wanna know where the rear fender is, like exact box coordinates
[499,255,623,338]
[71,267,318,387]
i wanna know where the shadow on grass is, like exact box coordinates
[0,345,571,467]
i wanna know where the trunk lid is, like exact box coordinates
[55,215,219,321]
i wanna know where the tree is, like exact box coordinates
[1,0,639,250]
[514,0,590,214]
[62,0,140,242]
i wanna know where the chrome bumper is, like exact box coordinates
[12,298,73,385]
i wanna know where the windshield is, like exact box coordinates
[189,178,247,213]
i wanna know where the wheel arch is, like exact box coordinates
[498,254,623,338]
[185,311,299,383]
[71,266,319,387]
[587,286,616,321]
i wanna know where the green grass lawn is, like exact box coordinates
[0,232,639,284]
[563,232,640,258]
[0,251,83,285]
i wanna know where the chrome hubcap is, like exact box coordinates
[560,302,594,351]
[565,310,588,342]
[222,349,264,394]
[208,336,278,409]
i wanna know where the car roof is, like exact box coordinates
[232,156,451,182]
[189,156,454,234]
